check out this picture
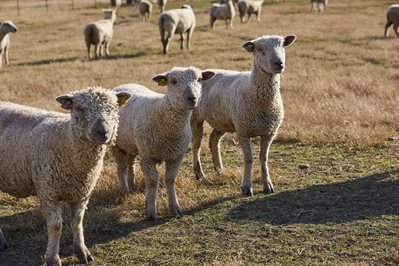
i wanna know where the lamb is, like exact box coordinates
[0,21,17,69]
[237,0,263,23]
[112,67,215,220]
[311,0,327,12]
[158,5,196,54]
[0,87,131,266]
[210,0,236,29]
[191,34,296,196]
[137,0,153,22]
[84,9,117,60]
[158,0,167,13]
[385,4,399,38]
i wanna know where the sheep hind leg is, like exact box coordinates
[70,200,93,264]
[260,135,275,194]
[210,17,216,29]
[141,158,160,220]
[393,23,399,39]
[187,29,193,49]
[236,134,254,197]
[94,44,100,60]
[4,46,9,65]
[180,33,184,50]
[42,203,63,266]
[127,154,136,192]
[0,50,3,69]
[191,117,205,179]
[105,40,111,56]
[112,146,130,196]
[385,20,392,38]
[0,228,8,250]
[87,44,92,60]
[209,128,226,175]
[165,158,184,217]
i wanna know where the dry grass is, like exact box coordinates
[0,0,399,265]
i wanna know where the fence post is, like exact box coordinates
[45,0,49,11]
[71,0,74,10]
[16,0,20,16]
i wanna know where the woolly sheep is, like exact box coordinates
[112,67,215,220]
[111,0,121,7]
[158,5,196,54]
[191,35,296,196]
[237,0,264,23]
[0,87,131,266]
[137,0,153,22]
[210,0,236,29]
[0,21,17,69]
[311,0,327,12]
[158,0,167,13]
[84,9,117,60]
[385,4,399,38]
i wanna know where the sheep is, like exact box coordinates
[137,0,153,22]
[84,9,117,60]
[0,21,17,69]
[210,0,236,29]
[385,4,399,38]
[158,0,167,13]
[158,5,196,55]
[112,67,215,220]
[311,0,327,12]
[191,34,297,197]
[111,0,121,7]
[0,87,131,266]
[237,0,264,23]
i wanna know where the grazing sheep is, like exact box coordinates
[158,5,196,54]
[237,0,264,23]
[112,67,215,220]
[191,35,296,196]
[311,0,327,12]
[84,9,117,60]
[0,88,131,266]
[111,0,121,7]
[158,0,167,13]
[137,0,153,22]
[385,4,399,38]
[210,0,236,29]
[0,21,17,69]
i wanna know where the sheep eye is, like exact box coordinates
[171,79,177,85]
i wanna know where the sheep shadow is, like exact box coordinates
[16,57,81,66]
[227,169,399,225]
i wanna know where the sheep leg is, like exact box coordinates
[393,23,399,38]
[42,203,63,266]
[94,45,100,60]
[87,45,92,60]
[229,18,234,29]
[187,28,193,49]
[141,158,160,220]
[237,134,253,197]
[247,13,252,23]
[260,135,275,194]
[256,11,260,22]
[112,146,131,196]
[127,154,136,191]
[240,15,244,23]
[4,46,9,66]
[0,50,3,69]
[225,19,229,29]
[180,33,184,50]
[105,40,111,56]
[209,129,226,175]
[319,3,324,12]
[385,21,392,38]
[165,158,183,217]
[210,17,216,29]
[191,117,205,179]
[70,201,93,264]
[0,228,8,250]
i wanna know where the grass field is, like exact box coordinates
[0,0,399,265]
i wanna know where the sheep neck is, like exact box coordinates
[157,97,191,137]
[249,65,281,105]
[0,28,8,43]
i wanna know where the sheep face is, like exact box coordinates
[56,87,130,145]
[153,67,215,111]
[1,21,17,33]
[103,9,117,23]
[243,35,296,74]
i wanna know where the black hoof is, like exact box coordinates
[87,254,94,262]
[195,172,204,180]
[241,187,253,197]
[263,185,275,194]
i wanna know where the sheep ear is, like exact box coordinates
[152,74,168,86]
[283,35,296,47]
[116,92,131,107]
[56,95,73,110]
[201,71,216,81]
[242,41,255,52]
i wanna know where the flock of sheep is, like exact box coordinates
[0,1,397,265]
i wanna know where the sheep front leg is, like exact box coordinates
[70,201,93,264]
[179,33,184,50]
[393,23,399,38]
[191,117,205,179]
[260,135,275,194]
[0,228,8,250]
[385,21,392,38]
[94,44,100,59]
[165,158,183,217]
[187,28,193,49]
[127,154,137,192]
[209,128,226,175]
[210,17,217,29]
[105,40,111,56]
[237,134,254,197]
[112,146,136,196]
[141,158,160,220]
[4,46,9,66]
[42,203,63,266]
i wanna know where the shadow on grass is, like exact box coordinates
[227,169,399,225]
[16,57,81,66]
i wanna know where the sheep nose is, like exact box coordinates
[274,61,284,68]
[187,96,197,106]
[92,120,110,143]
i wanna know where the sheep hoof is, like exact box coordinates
[241,186,253,197]
[45,256,62,266]
[147,213,157,221]
[173,207,182,218]
[87,254,94,262]
[263,184,275,194]
[195,171,205,180]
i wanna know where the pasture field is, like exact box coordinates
[0,0,399,265]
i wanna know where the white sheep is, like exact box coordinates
[157,0,167,13]
[237,0,263,23]
[0,21,17,69]
[137,0,153,22]
[84,9,117,60]
[111,0,121,7]
[210,0,236,29]
[191,35,296,196]
[112,67,215,220]
[158,5,196,54]
[385,4,399,38]
[0,87,131,266]
[311,0,327,12]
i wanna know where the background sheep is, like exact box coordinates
[112,67,215,220]
[0,87,130,266]
[311,0,327,12]
[158,5,196,54]
[385,4,399,38]
[111,0,121,7]
[157,0,167,13]
[191,34,296,196]
[210,0,236,29]
[84,9,117,60]
[137,0,153,22]
[237,0,264,23]
[0,21,17,69]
